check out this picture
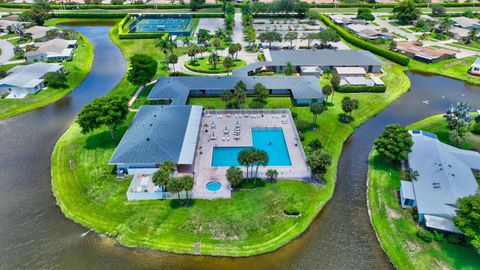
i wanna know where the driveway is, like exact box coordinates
[0,39,14,64]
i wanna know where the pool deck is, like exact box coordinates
[192,109,310,199]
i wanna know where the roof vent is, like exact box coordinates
[149,124,153,127]
[154,114,157,117]
[146,138,150,141]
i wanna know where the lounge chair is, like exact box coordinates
[223,126,229,134]
[211,121,216,129]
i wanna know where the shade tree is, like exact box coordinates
[373,124,413,162]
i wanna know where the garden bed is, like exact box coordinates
[184,56,246,74]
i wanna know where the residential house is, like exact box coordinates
[470,58,480,75]
[0,20,24,33]
[25,38,77,62]
[329,14,367,26]
[25,26,57,40]
[448,26,470,40]
[400,130,480,234]
[148,76,325,105]
[347,24,394,40]
[452,16,480,30]
[0,62,63,98]
[396,41,456,63]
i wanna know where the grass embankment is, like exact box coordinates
[52,33,411,256]
[0,34,94,120]
[368,114,480,270]
[185,56,246,74]
[408,57,480,86]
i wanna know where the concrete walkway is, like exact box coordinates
[0,39,14,64]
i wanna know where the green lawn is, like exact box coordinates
[0,34,94,120]
[368,114,480,270]
[130,84,165,109]
[184,56,246,74]
[408,57,480,86]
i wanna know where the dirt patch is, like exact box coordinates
[386,206,401,220]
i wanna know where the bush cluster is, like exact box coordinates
[447,234,462,244]
[320,14,410,66]
[416,230,434,243]
[336,85,387,93]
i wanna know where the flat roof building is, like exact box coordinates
[400,130,480,234]
[452,16,480,30]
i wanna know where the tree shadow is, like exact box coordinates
[169,198,196,209]
[84,129,121,150]
[337,113,355,124]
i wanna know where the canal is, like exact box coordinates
[1,25,480,269]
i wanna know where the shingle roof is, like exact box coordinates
[25,26,56,39]
[408,130,480,219]
[0,62,62,88]
[269,49,384,67]
[109,105,203,165]
[26,38,76,57]
[148,76,324,104]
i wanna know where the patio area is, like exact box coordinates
[192,109,311,199]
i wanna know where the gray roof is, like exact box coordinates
[109,105,203,165]
[148,76,324,105]
[408,130,480,219]
[25,26,56,39]
[0,62,62,88]
[269,49,384,67]
[452,16,480,29]
[26,38,76,57]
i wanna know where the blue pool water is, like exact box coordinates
[206,181,222,192]
[211,128,292,167]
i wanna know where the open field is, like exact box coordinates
[368,114,480,270]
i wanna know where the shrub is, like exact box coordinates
[447,234,462,245]
[291,111,298,120]
[433,231,444,242]
[249,100,264,109]
[336,85,386,93]
[416,229,434,243]
[283,208,301,216]
[471,122,480,135]
[320,14,410,66]
[299,133,305,141]
[295,119,309,131]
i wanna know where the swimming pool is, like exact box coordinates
[211,128,292,167]
[205,181,222,192]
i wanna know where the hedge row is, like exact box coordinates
[0,3,223,9]
[52,13,127,18]
[118,32,169,39]
[320,14,410,66]
[336,85,387,93]
[52,12,223,19]
[1,2,479,9]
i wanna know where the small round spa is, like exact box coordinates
[205,181,222,192]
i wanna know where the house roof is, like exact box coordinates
[400,180,415,200]
[148,76,324,104]
[25,38,77,58]
[0,62,62,88]
[334,66,366,75]
[472,58,480,68]
[343,76,371,85]
[408,130,480,219]
[25,26,56,39]
[109,105,203,165]
[397,41,456,60]
[452,16,480,29]
[448,26,470,38]
[268,49,384,67]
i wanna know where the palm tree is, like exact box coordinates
[156,36,177,63]
[214,28,227,40]
[238,149,252,179]
[253,149,269,181]
[196,28,211,45]
[181,175,194,206]
[167,177,184,200]
[208,51,220,69]
[223,56,234,75]
[439,17,453,34]
[406,168,419,181]
[180,36,192,47]
[465,28,478,45]
[167,53,178,74]
[152,169,170,190]
[221,90,234,107]
[416,33,429,44]
[226,166,243,189]
[310,102,327,130]
[266,169,278,182]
